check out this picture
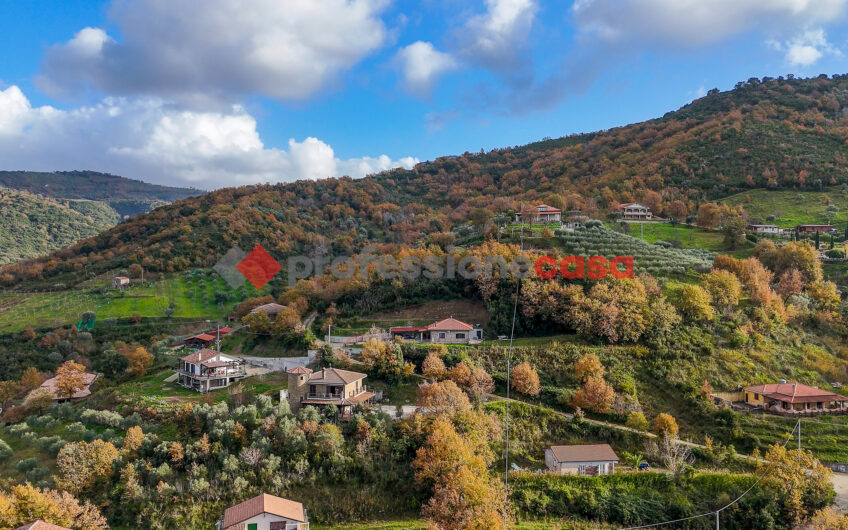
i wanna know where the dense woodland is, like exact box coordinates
[6,75,848,287]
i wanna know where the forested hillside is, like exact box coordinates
[0,187,117,265]
[0,170,201,217]
[4,74,848,286]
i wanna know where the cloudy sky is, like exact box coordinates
[2,0,848,189]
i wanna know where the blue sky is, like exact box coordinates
[2,0,848,189]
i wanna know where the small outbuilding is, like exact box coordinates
[545,444,619,476]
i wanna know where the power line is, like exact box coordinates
[503,206,525,529]
[621,420,800,530]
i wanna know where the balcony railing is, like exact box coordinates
[306,386,368,400]
[176,368,246,380]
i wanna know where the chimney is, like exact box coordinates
[779,379,787,384]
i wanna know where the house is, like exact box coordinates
[743,381,848,414]
[34,372,98,402]
[250,303,287,316]
[515,204,562,223]
[14,521,71,530]
[619,203,652,220]
[796,224,835,234]
[176,349,247,393]
[389,317,483,344]
[286,367,374,416]
[748,224,782,235]
[112,276,130,289]
[183,333,216,349]
[545,444,619,475]
[218,493,309,530]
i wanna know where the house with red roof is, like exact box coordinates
[218,493,308,530]
[176,349,246,393]
[515,204,562,224]
[743,381,848,414]
[390,317,482,344]
[183,333,217,349]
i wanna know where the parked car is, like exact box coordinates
[638,462,650,470]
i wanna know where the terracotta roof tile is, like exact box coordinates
[14,521,71,530]
[180,348,221,363]
[744,382,848,403]
[221,493,306,528]
[427,318,473,331]
[306,367,366,385]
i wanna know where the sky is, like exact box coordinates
[2,0,848,190]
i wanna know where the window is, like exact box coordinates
[439,333,446,339]
[578,465,586,475]
[456,333,465,339]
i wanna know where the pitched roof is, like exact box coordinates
[221,493,306,528]
[250,303,287,314]
[180,348,220,363]
[518,204,561,214]
[14,521,71,530]
[185,333,216,342]
[427,318,473,331]
[620,202,649,209]
[287,366,313,374]
[306,367,366,385]
[549,444,619,463]
[744,382,848,404]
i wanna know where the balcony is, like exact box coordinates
[306,386,368,400]
[176,368,246,380]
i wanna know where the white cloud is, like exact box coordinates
[395,41,458,97]
[572,0,848,47]
[39,0,390,103]
[0,86,417,189]
[460,0,538,69]
[770,28,841,66]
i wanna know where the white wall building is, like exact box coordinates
[545,444,619,475]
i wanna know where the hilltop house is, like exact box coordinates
[743,381,848,414]
[748,224,782,235]
[176,349,246,393]
[619,203,652,220]
[33,372,98,402]
[515,204,562,224]
[184,333,216,349]
[545,444,619,475]
[796,224,835,234]
[218,493,309,530]
[390,317,483,344]
[286,367,374,416]
[112,276,130,289]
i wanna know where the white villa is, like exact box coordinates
[619,203,652,220]
[176,349,247,393]
[218,493,309,530]
[515,204,562,224]
[545,444,619,476]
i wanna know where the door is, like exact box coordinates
[247,524,257,530]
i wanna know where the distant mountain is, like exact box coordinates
[0,186,118,265]
[4,74,848,286]
[0,170,201,217]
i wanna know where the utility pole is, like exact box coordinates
[716,510,720,529]
[797,419,801,464]
[216,323,221,352]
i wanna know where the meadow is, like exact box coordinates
[721,187,848,228]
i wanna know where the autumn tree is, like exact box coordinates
[55,360,87,400]
[0,483,107,529]
[121,426,144,457]
[19,367,43,391]
[776,268,805,297]
[775,241,823,284]
[55,440,119,494]
[666,200,689,223]
[422,352,447,381]
[123,346,153,377]
[361,338,414,382]
[673,284,714,322]
[511,362,540,396]
[0,381,21,410]
[625,411,648,431]
[573,353,605,384]
[651,413,679,439]
[573,377,615,413]
[416,380,471,414]
[701,269,742,311]
[758,444,833,524]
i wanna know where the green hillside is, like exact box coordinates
[721,188,848,228]
[0,186,118,265]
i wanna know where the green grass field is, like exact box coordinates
[0,272,273,333]
[625,222,726,251]
[721,188,848,229]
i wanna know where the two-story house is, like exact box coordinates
[619,203,652,220]
[514,204,562,224]
[176,349,247,393]
[286,367,374,416]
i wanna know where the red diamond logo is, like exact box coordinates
[236,245,281,290]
